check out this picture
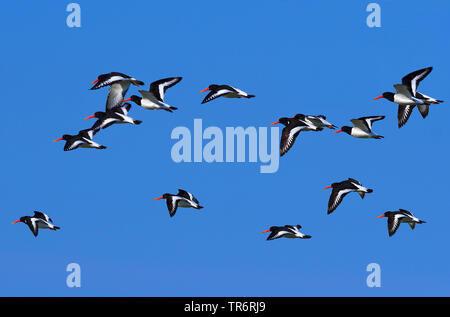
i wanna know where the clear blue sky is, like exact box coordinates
[1,1,449,296]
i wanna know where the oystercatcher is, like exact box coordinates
[373,67,443,127]
[376,209,426,237]
[261,225,311,240]
[323,178,373,214]
[123,77,182,112]
[12,211,60,237]
[90,72,145,110]
[293,114,337,130]
[270,117,319,156]
[54,128,106,151]
[154,189,203,217]
[334,116,385,139]
[84,103,142,130]
[200,84,255,104]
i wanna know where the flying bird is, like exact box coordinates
[373,67,443,127]
[261,225,311,240]
[85,103,142,130]
[376,209,426,237]
[123,77,182,112]
[334,116,385,139]
[323,178,373,214]
[270,117,319,156]
[200,84,255,104]
[54,128,106,151]
[293,114,337,130]
[90,72,145,111]
[154,189,204,217]
[12,211,60,237]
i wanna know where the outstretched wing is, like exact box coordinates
[388,214,403,236]
[280,126,302,156]
[397,105,414,128]
[351,116,385,132]
[166,196,179,217]
[401,67,433,97]
[328,188,352,214]
[106,82,129,111]
[267,228,290,240]
[149,77,182,102]
[201,88,234,104]
[26,218,39,237]
[33,211,52,223]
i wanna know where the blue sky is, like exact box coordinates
[1,1,449,296]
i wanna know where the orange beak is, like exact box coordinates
[376,214,385,219]
[122,98,131,102]
[261,229,271,233]
[373,95,384,100]
[90,79,99,85]
[154,196,164,201]
[269,121,280,126]
[84,115,96,120]
[323,185,332,189]
[199,88,210,93]
[53,137,63,142]
[334,129,343,134]
[12,220,21,224]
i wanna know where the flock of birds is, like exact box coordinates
[13,67,442,239]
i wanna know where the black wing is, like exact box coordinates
[25,219,39,237]
[397,105,414,128]
[401,67,433,96]
[33,211,52,223]
[149,77,182,102]
[280,125,303,156]
[387,214,402,237]
[166,197,179,217]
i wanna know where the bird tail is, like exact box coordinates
[133,120,142,125]
[245,94,255,98]
[374,135,384,139]
[52,226,61,231]
[195,206,204,210]
[98,145,107,149]
[302,235,312,239]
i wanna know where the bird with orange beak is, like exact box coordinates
[154,189,203,217]
[261,225,311,240]
[54,128,106,151]
[200,84,255,104]
[376,209,426,237]
[12,211,60,237]
[323,178,373,214]
[270,116,319,156]
[373,67,443,128]
[90,72,145,111]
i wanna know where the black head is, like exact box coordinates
[376,211,393,219]
[154,193,172,201]
[54,134,73,142]
[127,95,142,105]
[336,126,352,135]
[12,216,28,224]
[374,92,395,102]
[270,117,291,126]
